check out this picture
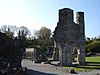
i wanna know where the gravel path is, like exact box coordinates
[22,59,100,75]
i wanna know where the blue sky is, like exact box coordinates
[0,0,100,38]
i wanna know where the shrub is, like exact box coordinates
[85,41,100,53]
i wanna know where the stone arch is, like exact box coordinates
[72,44,81,64]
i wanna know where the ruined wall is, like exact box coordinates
[53,8,85,66]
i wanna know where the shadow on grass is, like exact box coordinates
[27,69,58,75]
[75,62,100,70]
[86,62,100,66]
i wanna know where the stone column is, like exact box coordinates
[59,44,72,66]
[66,45,73,66]
[52,41,59,61]
[59,44,63,66]
[78,46,85,65]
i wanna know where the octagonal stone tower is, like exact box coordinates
[53,8,85,66]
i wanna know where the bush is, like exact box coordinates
[85,41,100,53]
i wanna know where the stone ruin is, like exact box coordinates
[53,8,85,66]
[0,32,26,74]
[25,47,47,63]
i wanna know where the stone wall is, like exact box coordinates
[53,8,85,66]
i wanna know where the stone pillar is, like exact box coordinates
[52,41,59,61]
[58,43,66,66]
[76,12,85,39]
[59,44,63,66]
[59,44,72,66]
[76,12,85,65]
[66,45,73,66]
[79,46,85,65]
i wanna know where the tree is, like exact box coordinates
[0,25,17,38]
[34,27,53,51]
[17,26,31,48]
[85,37,93,45]
[0,25,7,32]
[35,27,51,39]
[0,32,25,69]
[85,41,100,53]
[26,37,35,48]
[17,26,31,38]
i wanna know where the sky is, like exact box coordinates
[0,0,100,38]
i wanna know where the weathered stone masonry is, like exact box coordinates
[53,8,85,66]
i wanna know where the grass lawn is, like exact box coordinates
[64,56,100,72]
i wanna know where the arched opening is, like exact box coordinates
[72,46,80,65]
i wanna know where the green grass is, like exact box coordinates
[64,56,100,72]
[86,56,100,62]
